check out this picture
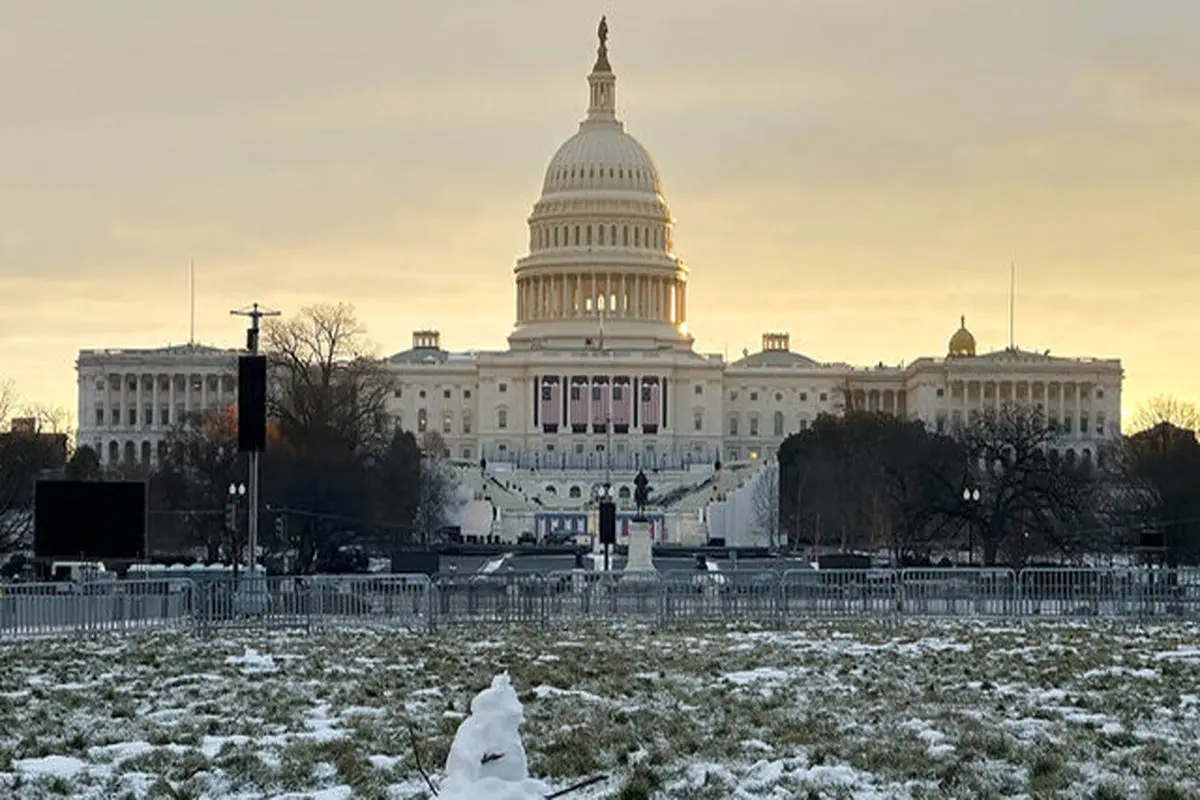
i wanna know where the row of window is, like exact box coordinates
[91,405,212,428]
[404,409,475,435]
[548,164,654,188]
[936,386,1106,401]
[532,222,668,252]
[393,385,505,400]
[727,411,808,438]
[729,389,830,403]
[935,410,1109,435]
[94,375,232,392]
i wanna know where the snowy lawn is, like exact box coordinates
[1,620,1198,798]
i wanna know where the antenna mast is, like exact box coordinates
[1008,262,1015,350]
[189,258,196,345]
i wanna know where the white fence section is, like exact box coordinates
[3,567,1200,639]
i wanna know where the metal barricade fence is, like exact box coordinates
[779,569,899,619]
[1017,567,1200,619]
[900,568,1018,617]
[308,574,434,632]
[658,569,783,626]
[430,573,550,628]
[0,579,194,637]
[7,567,1200,639]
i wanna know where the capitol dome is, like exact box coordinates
[509,17,690,352]
[542,128,662,195]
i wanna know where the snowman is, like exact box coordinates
[440,673,550,800]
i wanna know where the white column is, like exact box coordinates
[1073,382,1081,439]
[200,371,208,412]
[678,281,687,324]
[620,274,627,317]
[135,376,143,430]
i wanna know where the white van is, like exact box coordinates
[50,561,109,583]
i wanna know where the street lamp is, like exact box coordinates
[962,487,981,566]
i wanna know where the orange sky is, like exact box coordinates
[1,1,1197,429]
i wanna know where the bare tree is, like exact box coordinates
[955,405,1098,565]
[20,402,71,434]
[1133,395,1199,435]
[414,448,462,544]
[0,377,18,428]
[0,430,66,555]
[751,460,780,548]
[264,303,394,457]
[151,408,245,560]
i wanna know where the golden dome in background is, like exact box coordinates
[948,315,976,357]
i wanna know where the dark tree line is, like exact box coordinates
[780,399,1200,567]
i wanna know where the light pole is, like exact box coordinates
[228,482,246,565]
[962,486,981,566]
[231,302,280,575]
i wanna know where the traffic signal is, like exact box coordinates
[275,515,286,539]
[225,504,236,531]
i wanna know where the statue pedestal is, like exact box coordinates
[623,519,657,578]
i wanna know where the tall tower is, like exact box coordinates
[509,18,691,352]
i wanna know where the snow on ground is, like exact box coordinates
[0,619,1198,798]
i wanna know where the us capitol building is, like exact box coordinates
[75,21,1123,545]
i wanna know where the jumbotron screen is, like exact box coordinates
[33,480,147,560]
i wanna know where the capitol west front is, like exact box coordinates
[75,25,1124,545]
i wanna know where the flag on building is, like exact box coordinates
[540,377,561,428]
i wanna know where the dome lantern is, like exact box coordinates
[948,315,976,358]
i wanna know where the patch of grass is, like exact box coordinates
[535,725,601,778]
[616,763,662,800]
[1090,781,1126,800]
[1027,749,1072,797]
[1144,784,1190,800]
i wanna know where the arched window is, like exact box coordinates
[694,410,703,432]
[586,225,592,245]
[124,441,135,463]
[497,408,508,430]
[773,411,784,436]
[729,415,739,436]
[108,441,119,463]
[598,225,604,245]
[623,226,629,246]
[141,441,151,465]
[545,485,557,496]
[553,227,559,246]
[574,226,580,245]
[749,415,760,437]
[618,486,631,499]
[610,225,616,244]
[569,486,582,498]
[634,228,640,247]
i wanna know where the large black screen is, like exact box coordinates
[34,480,146,560]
